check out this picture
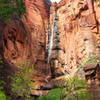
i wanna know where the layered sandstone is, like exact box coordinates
[0,0,51,96]
[49,0,99,77]
[22,0,51,75]
[0,0,100,97]
[40,0,100,95]
[1,13,31,67]
[1,0,51,74]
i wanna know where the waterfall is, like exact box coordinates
[47,13,56,64]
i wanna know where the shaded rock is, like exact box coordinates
[0,19,6,53]
[0,19,6,35]
[21,0,51,96]
[30,77,50,96]
[22,0,51,76]
[83,63,98,72]
[83,63,99,80]
[2,13,31,67]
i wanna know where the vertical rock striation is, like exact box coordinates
[51,0,99,77]
[1,0,51,74]
[0,0,100,96]
[1,13,31,67]
[22,0,51,75]
[1,0,51,96]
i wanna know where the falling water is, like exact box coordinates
[47,13,56,64]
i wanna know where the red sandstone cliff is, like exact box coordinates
[22,0,51,75]
[0,0,100,97]
[0,0,51,95]
[48,0,100,77]
[1,0,51,75]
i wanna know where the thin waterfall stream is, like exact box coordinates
[45,12,56,79]
[47,13,56,64]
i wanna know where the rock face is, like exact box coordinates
[47,0,99,78]
[40,0,100,96]
[1,0,100,97]
[2,13,31,67]
[0,0,51,96]
[1,0,51,73]
[22,0,51,75]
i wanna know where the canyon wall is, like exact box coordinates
[0,0,100,96]
[1,0,51,76]
[48,0,100,79]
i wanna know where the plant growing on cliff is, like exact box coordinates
[0,58,7,100]
[0,0,26,21]
[11,61,34,100]
[79,55,100,69]
[94,0,100,7]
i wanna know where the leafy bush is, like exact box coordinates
[0,90,6,100]
[62,76,93,100]
[38,76,93,100]
[11,61,34,100]
[38,88,61,100]
[78,55,100,70]
[0,0,26,22]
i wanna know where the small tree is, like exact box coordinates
[11,61,34,100]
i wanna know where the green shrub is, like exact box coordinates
[11,61,34,100]
[38,88,61,100]
[38,76,93,100]
[62,76,93,100]
[78,55,100,70]
[0,90,6,100]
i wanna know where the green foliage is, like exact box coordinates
[79,55,100,70]
[98,3,100,7]
[94,0,100,7]
[62,76,93,100]
[38,76,93,100]
[0,90,7,100]
[0,58,7,100]
[38,88,61,100]
[0,0,26,22]
[11,61,34,99]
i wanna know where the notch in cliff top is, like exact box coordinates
[51,0,61,3]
